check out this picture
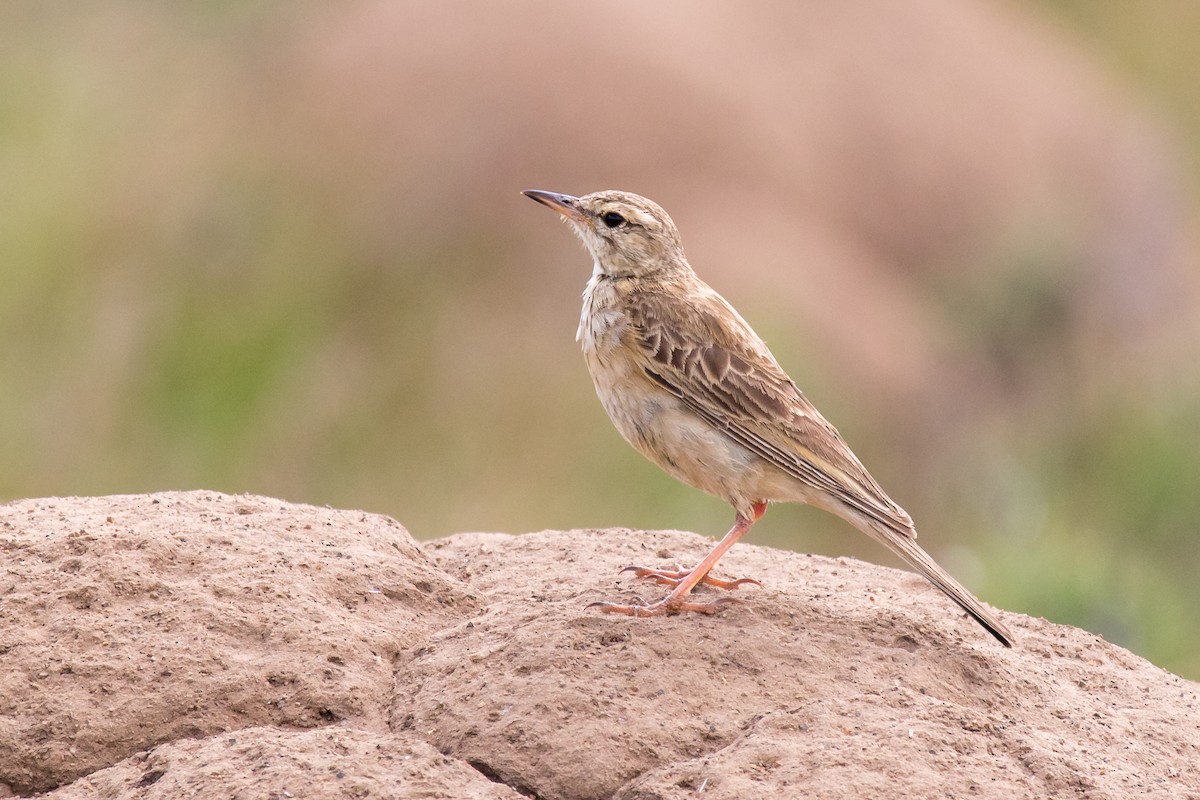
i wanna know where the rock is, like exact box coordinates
[43,727,523,800]
[0,492,474,795]
[2,493,1198,798]
[418,529,1200,799]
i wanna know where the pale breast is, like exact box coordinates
[577,275,772,513]
[577,274,625,353]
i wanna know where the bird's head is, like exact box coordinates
[523,189,687,279]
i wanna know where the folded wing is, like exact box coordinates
[625,285,916,538]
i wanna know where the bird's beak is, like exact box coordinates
[523,189,588,222]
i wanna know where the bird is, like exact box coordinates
[523,188,1013,647]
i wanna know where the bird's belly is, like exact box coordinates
[586,356,764,508]
[579,286,801,515]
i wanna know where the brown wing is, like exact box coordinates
[624,282,915,537]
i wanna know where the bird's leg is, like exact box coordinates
[589,501,767,617]
[623,500,767,589]
[621,565,761,590]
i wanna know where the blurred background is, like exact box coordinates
[2,2,1198,676]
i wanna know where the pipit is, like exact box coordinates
[523,188,1013,647]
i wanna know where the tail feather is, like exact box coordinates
[865,520,1014,648]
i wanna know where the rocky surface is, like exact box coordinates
[1,492,1197,798]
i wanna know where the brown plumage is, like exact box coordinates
[524,188,1013,647]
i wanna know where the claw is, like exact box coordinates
[621,564,762,591]
[620,565,685,587]
[586,600,656,617]
[700,575,762,590]
[591,506,766,620]
[621,563,685,578]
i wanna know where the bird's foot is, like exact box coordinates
[621,564,762,590]
[586,595,744,617]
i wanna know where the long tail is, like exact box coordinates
[863,519,1014,648]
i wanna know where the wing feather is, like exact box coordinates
[626,283,914,537]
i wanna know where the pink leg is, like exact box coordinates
[621,564,762,590]
[589,502,767,617]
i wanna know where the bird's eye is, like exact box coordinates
[601,211,626,228]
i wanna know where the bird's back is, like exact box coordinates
[581,269,915,536]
